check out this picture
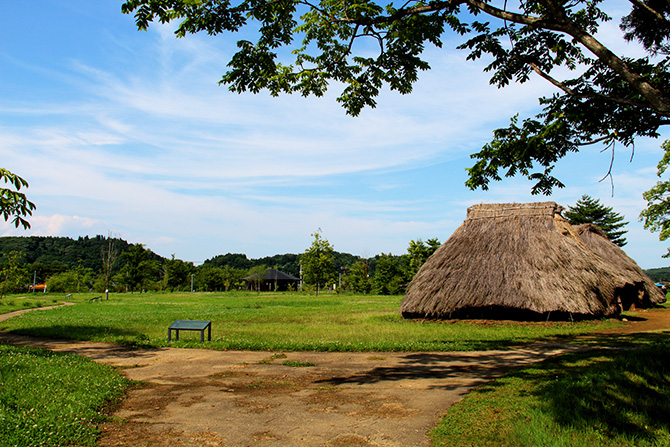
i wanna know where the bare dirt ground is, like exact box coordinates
[1,305,669,447]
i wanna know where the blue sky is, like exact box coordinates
[1,0,668,268]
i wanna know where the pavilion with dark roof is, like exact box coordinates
[243,268,300,292]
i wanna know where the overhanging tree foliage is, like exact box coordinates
[122,0,670,194]
[0,169,35,229]
[641,139,670,256]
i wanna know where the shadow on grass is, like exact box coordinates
[554,329,670,352]
[1,325,161,357]
[7,324,141,340]
[485,332,670,444]
[317,343,580,390]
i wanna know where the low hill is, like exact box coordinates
[0,235,164,273]
[644,267,670,283]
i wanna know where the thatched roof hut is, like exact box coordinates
[575,223,665,309]
[400,202,663,321]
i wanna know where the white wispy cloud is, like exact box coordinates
[0,0,667,269]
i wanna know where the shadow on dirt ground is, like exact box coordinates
[1,306,668,446]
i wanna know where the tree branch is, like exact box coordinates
[330,0,463,25]
[575,134,616,146]
[534,0,670,114]
[627,0,668,22]
[329,0,670,115]
[472,0,670,114]
[528,62,654,109]
[598,139,617,196]
[465,0,547,27]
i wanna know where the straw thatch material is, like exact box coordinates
[400,202,660,320]
[576,223,665,308]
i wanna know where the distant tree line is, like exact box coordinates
[297,230,442,296]
[643,267,670,283]
[194,235,443,295]
[0,234,443,296]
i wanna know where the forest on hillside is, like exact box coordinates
[0,236,159,273]
[0,235,440,296]
[643,267,670,283]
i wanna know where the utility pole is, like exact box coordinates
[299,264,303,291]
[102,233,117,300]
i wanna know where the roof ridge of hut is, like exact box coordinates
[467,201,564,220]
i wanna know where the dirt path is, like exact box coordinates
[1,306,669,447]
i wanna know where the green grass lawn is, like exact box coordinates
[0,291,622,351]
[0,295,61,313]
[431,332,670,447]
[0,291,667,446]
[0,343,129,447]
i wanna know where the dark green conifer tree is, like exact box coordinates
[564,195,629,247]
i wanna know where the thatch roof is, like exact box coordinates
[575,223,665,308]
[400,202,663,321]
